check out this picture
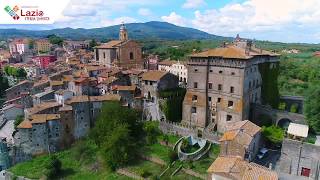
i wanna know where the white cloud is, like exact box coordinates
[182,0,206,9]
[191,0,320,40]
[138,8,152,16]
[101,17,138,27]
[161,12,187,26]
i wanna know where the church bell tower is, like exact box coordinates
[119,23,128,41]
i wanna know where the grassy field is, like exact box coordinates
[10,134,219,179]
[9,145,130,180]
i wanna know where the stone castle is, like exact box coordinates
[182,35,280,133]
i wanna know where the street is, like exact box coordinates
[254,149,281,169]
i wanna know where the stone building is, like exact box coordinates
[158,60,188,84]
[34,39,52,53]
[141,71,179,102]
[5,80,34,100]
[207,156,278,180]
[94,24,143,69]
[277,139,320,179]
[219,120,261,162]
[16,114,62,155]
[182,36,279,133]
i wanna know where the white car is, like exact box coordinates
[257,148,269,159]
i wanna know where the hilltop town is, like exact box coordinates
[0,23,319,180]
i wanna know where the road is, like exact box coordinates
[254,149,281,169]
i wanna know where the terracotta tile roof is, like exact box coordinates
[242,162,278,180]
[183,90,206,107]
[29,114,60,124]
[62,75,74,82]
[190,45,278,59]
[158,60,177,66]
[66,95,121,104]
[208,157,278,180]
[102,76,118,85]
[219,130,238,141]
[115,85,137,91]
[141,71,167,81]
[50,81,64,86]
[66,95,89,104]
[17,120,32,129]
[220,120,261,147]
[85,65,107,72]
[95,40,123,49]
[33,80,50,88]
[227,120,261,137]
[207,156,240,173]
[90,94,121,102]
[26,102,61,115]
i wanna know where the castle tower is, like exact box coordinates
[119,23,128,41]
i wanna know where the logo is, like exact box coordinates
[4,5,49,22]
[4,5,20,20]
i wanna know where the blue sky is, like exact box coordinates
[1,0,320,43]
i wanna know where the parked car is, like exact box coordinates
[257,148,269,159]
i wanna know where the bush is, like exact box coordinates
[143,121,160,145]
[168,150,178,164]
[262,125,284,144]
[138,169,151,178]
[45,155,62,179]
[290,104,298,113]
[14,116,24,129]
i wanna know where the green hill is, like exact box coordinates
[0,21,228,41]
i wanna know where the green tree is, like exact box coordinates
[304,83,320,133]
[45,155,62,179]
[3,66,9,75]
[47,34,64,46]
[261,125,284,144]
[89,39,98,51]
[0,73,9,98]
[14,116,24,129]
[16,68,27,78]
[89,101,144,170]
[28,39,34,49]
[143,122,160,145]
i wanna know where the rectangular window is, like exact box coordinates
[194,82,198,88]
[228,101,234,108]
[227,115,232,121]
[218,84,222,91]
[217,98,221,103]
[208,97,212,102]
[230,86,234,93]
[208,83,213,89]
[103,52,106,59]
[191,107,197,113]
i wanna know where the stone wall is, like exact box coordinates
[159,121,220,144]
[277,139,320,179]
[159,120,197,137]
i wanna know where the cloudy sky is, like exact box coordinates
[1,0,320,43]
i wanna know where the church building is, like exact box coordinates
[94,24,143,69]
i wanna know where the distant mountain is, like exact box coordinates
[0,21,227,41]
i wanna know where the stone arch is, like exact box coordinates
[277,118,292,129]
